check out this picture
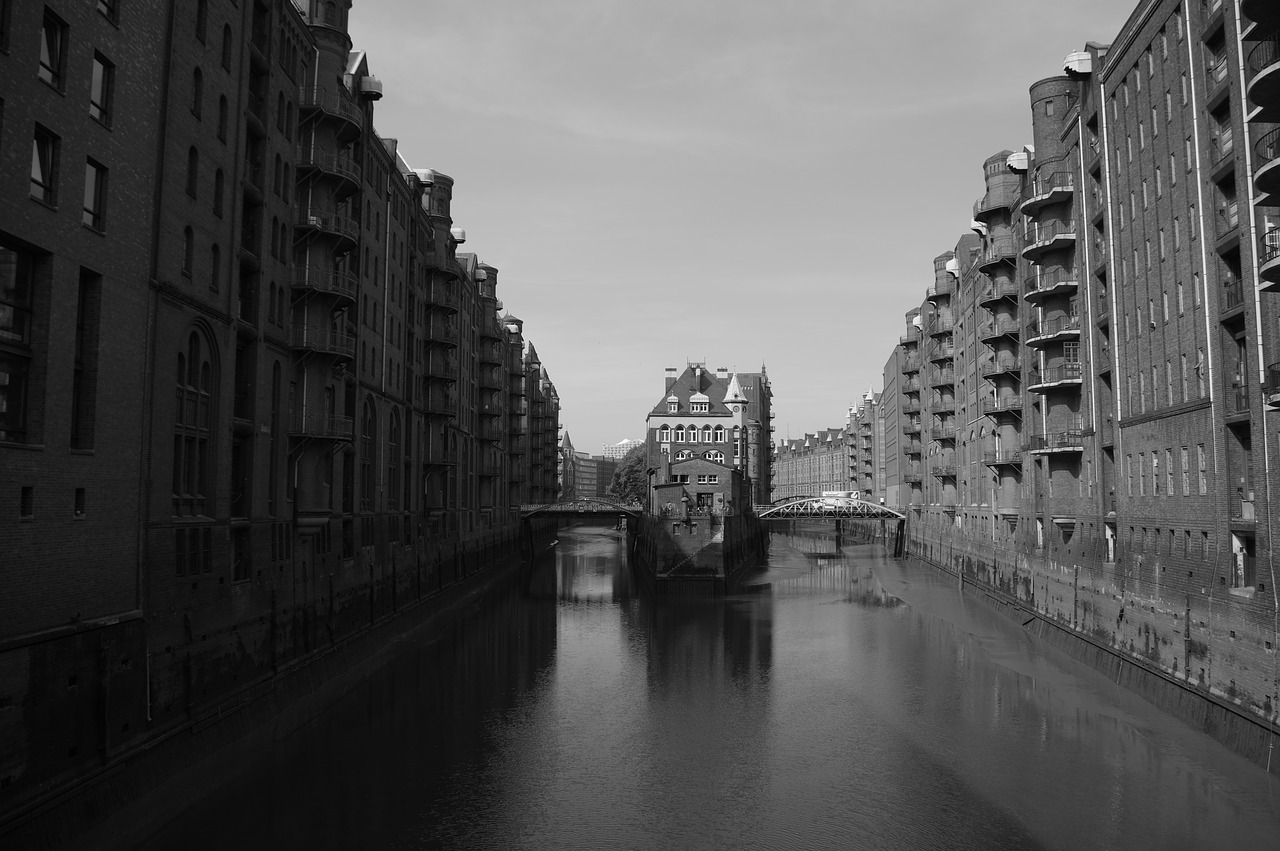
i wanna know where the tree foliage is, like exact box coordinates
[607,445,648,505]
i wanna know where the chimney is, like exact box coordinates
[665,367,677,392]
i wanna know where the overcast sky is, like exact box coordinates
[349,0,1135,455]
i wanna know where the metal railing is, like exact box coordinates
[289,324,355,358]
[1030,315,1081,339]
[1025,267,1079,295]
[981,356,1021,376]
[926,279,956,299]
[299,87,363,128]
[296,210,359,242]
[981,396,1022,414]
[1248,35,1280,76]
[1222,278,1245,311]
[1028,171,1075,199]
[296,147,361,183]
[1029,364,1083,386]
[290,412,354,439]
[291,265,357,300]
[983,450,1022,466]
[980,318,1021,339]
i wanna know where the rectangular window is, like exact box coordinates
[90,53,114,126]
[31,125,59,204]
[1174,218,1181,251]
[1162,291,1169,321]
[97,0,117,22]
[1197,444,1207,494]
[1139,453,1146,495]
[1181,354,1188,400]
[71,268,101,450]
[83,159,107,231]
[1152,107,1159,137]
[1156,167,1163,198]
[1181,447,1189,495]
[1170,153,1178,185]
[1165,449,1174,496]
[38,8,67,90]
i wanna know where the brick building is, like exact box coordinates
[771,428,850,501]
[878,0,1280,737]
[645,363,772,513]
[1,0,559,814]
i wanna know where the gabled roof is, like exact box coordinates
[648,364,740,418]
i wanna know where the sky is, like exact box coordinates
[348,0,1137,456]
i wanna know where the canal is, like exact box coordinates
[86,522,1280,850]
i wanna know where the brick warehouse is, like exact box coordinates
[870,0,1280,767]
[0,0,561,825]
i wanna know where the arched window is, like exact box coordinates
[209,244,220,292]
[174,329,215,515]
[270,216,279,258]
[360,400,376,511]
[705,450,725,463]
[191,67,202,117]
[267,282,277,323]
[273,153,281,196]
[282,164,290,204]
[182,226,194,275]
[186,146,199,197]
[195,0,207,42]
[658,425,670,442]
[221,25,233,71]
[276,93,285,131]
[713,426,725,443]
[673,426,685,443]
[276,285,286,327]
[675,450,692,461]
[701,426,713,443]
[285,102,294,140]
[213,169,224,216]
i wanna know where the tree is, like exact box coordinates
[607,445,648,505]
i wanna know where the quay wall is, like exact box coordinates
[0,517,558,849]
[633,513,765,594]
[904,517,1280,774]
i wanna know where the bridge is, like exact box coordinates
[757,496,905,520]
[520,497,644,518]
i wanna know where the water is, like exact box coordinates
[96,523,1280,850]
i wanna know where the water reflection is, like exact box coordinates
[95,523,1280,851]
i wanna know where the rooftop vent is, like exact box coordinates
[1063,52,1092,77]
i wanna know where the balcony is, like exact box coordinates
[981,356,1021,378]
[928,343,955,363]
[1028,363,1084,393]
[929,367,955,386]
[1247,34,1280,121]
[1021,172,1075,217]
[926,279,956,300]
[1228,382,1251,420]
[932,397,956,414]
[1216,200,1240,239]
[903,421,922,435]
[931,464,957,479]
[479,368,504,391]
[928,315,955,337]
[291,265,357,304]
[979,318,1021,342]
[977,233,1018,272]
[477,420,504,441]
[978,279,1019,308]
[1030,423,1085,454]
[983,450,1022,468]
[902,377,922,393]
[903,440,922,456]
[1254,128,1280,199]
[296,210,359,248]
[1026,315,1081,347]
[903,466,923,484]
[289,412,354,440]
[1221,277,1246,315]
[1024,268,1079,303]
[424,353,458,381]
[296,146,361,194]
[426,319,460,347]
[423,443,459,465]
[289,324,355,360]
[1022,222,1077,262]
[1261,227,1280,289]
[899,332,920,347]
[299,87,363,137]
[982,396,1023,416]
[901,354,922,374]
[930,425,957,441]
[973,183,1021,222]
[901,400,921,414]
[1266,363,1280,409]
[423,387,458,416]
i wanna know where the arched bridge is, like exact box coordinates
[758,496,905,520]
[520,497,644,518]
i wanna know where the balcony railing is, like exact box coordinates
[290,412,354,439]
[291,266,357,301]
[1030,421,1085,453]
[928,315,956,336]
[930,367,955,385]
[981,356,1021,377]
[1222,278,1245,312]
[980,318,1021,340]
[930,425,957,441]
[981,396,1023,414]
[296,146,361,185]
[931,464,957,478]
[926,279,955,299]
[1230,382,1251,415]
[979,234,1019,268]
[978,279,1020,306]
[983,450,1022,467]
[299,87,363,130]
[901,355,922,373]
[289,324,355,358]
[296,210,360,243]
[1027,315,1080,343]
[903,421,922,435]
[1024,268,1079,301]
[929,343,955,362]
[1028,363,1083,390]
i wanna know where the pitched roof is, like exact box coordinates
[648,364,738,418]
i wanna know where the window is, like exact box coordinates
[0,240,39,443]
[1165,449,1174,496]
[1153,452,1160,494]
[713,425,725,442]
[221,24,233,71]
[191,68,203,118]
[1174,218,1181,251]
[71,268,101,450]
[30,125,59,205]
[213,169,224,216]
[1170,154,1177,185]
[195,0,207,42]
[1127,454,1134,496]
[217,96,228,141]
[174,331,215,514]
[1181,354,1188,401]
[38,9,66,89]
[1197,444,1207,494]
[209,244,220,292]
[182,226,194,276]
[82,159,107,231]
[707,475,718,484]
[1181,447,1189,495]
[667,401,677,413]
[186,146,199,197]
[704,450,725,463]
[90,53,114,126]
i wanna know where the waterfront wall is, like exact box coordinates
[633,513,765,593]
[904,517,1280,774]
[0,518,558,847]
